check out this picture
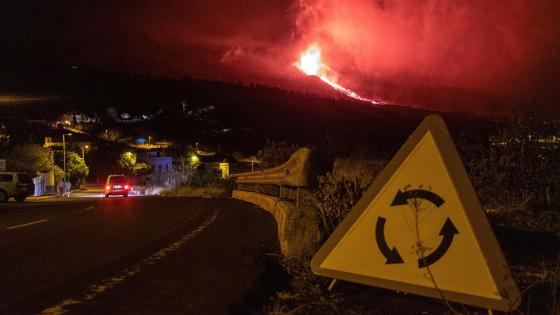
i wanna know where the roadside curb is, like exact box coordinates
[26,195,59,201]
[26,190,81,202]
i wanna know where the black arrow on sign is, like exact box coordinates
[391,189,445,208]
[418,218,459,268]
[375,217,404,264]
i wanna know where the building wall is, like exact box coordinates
[143,156,173,174]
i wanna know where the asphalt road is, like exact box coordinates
[0,196,281,314]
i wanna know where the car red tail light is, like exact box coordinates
[124,185,129,189]
[106,185,111,190]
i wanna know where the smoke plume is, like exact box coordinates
[289,0,560,114]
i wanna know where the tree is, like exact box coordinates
[6,144,57,173]
[118,151,137,174]
[175,156,196,185]
[118,151,152,176]
[65,152,89,183]
[99,128,121,142]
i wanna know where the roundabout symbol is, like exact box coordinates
[310,115,520,311]
[375,189,459,268]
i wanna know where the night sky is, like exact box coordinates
[2,0,560,115]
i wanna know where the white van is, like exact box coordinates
[0,172,34,202]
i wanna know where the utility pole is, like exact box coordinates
[63,133,71,182]
[81,145,88,185]
[81,145,88,159]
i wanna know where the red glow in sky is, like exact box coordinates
[4,0,560,115]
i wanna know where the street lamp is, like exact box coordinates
[81,145,89,159]
[148,136,151,146]
[190,154,199,166]
[81,145,89,185]
[250,156,257,172]
[62,133,72,183]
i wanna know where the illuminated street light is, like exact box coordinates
[190,154,199,164]
[81,145,89,185]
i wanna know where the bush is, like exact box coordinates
[271,116,560,315]
[462,116,560,211]
[305,150,386,238]
[268,256,342,315]
[305,174,365,237]
[332,148,386,188]
[191,166,223,187]
[258,140,300,169]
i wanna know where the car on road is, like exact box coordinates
[105,175,130,198]
[0,172,34,202]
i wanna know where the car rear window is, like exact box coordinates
[0,174,13,182]
[109,176,126,183]
[17,173,32,183]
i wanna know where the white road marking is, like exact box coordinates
[85,206,94,210]
[39,209,219,315]
[6,219,48,230]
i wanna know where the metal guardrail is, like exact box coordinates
[233,147,314,206]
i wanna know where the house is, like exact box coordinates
[140,151,173,175]
[139,150,173,187]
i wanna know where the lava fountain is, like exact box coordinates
[296,45,378,104]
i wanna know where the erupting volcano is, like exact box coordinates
[296,45,379,104]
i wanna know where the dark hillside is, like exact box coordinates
[0,66,496,152]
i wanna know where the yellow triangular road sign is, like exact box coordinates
[311,115,520,311]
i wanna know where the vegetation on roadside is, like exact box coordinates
[257,140,300,169]
[117,151,152,176]
[267,116,560,315]
[4,144,63,179]
[163,162,235,197]
[61,151,89,183]
[461,116,560,212]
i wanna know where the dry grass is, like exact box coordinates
[332,148,386,189]
[161,185,231,198]
[269,117,560,314]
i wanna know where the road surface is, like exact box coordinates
[0,196,281,314]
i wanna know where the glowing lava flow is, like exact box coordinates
[296,45,378,104]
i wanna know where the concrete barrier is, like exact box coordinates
[233,190,320,257]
